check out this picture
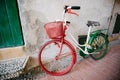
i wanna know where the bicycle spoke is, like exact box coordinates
[58,52,71,59]
[89,33,108,60]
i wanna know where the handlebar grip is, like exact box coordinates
[71,6,80,10]
[66,21,70,24]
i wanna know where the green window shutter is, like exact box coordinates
[0,0,24,48]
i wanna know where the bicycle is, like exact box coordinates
[38,5,109,76]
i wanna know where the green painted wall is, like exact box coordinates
[0,0,24,48]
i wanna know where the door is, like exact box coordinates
[113,14,120,34]
[0,0,24,48]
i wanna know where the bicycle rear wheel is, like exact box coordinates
[89,33,108,60]
[38,39,76,76]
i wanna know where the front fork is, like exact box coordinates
[55,39,64,60]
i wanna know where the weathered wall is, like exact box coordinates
[17,0,115,55]
[114,0,120,13]
[109,0,120,34]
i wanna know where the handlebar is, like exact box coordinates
[71,6,80,10]
[64,5,80,10]
[64,5,80,16]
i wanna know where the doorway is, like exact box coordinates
[0,0,24,48]
[113,13,120,34]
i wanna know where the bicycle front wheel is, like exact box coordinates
[89,33,108,60]
[38,39,76,76]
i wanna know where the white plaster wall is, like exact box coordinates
[17,0,114,54]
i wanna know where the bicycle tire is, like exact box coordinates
[38,39,76,76]
[89,33,108,60]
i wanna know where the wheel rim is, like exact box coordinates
[91,35,107,59]
[38,40,74,75]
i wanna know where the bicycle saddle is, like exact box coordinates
[87,21,100,27]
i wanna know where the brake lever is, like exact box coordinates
[67,9,79,16]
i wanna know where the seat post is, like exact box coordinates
[86,26,92,44]
[85,26,92,52]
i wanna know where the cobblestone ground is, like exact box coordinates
[0,66,46,80]
[0,57,30,80]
